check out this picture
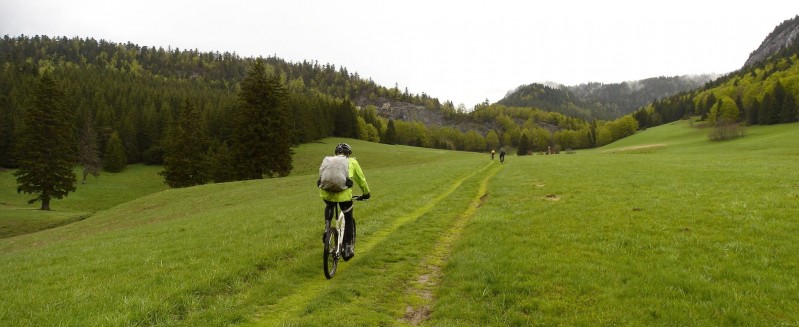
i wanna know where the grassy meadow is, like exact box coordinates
[1,122,798,326]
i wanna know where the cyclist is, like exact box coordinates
[319,143,370,260]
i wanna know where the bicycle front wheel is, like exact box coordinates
[323,226,339,279]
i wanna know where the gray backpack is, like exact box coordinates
[318,156,350,192]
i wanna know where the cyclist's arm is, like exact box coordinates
[350,158,370,195]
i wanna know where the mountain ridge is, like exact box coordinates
[744,15,799,67]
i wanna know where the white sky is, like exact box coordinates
[2,0,798,108]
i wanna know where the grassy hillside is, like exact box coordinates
[1,124,798,325]
[432,122,799,325]
[0,165,168,238]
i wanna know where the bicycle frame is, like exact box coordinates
[333,205,346,257]
[323,196,364,279]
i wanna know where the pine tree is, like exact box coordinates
[208,140,236,183]
[13,73,77,210]
[78,115,102,183]
[230,59,293,180]
[160,100,210,188]
[384,119,397,144]
[779,93,797,123]
[517,133,530,156]
[333,100,359,138]
[103,132,127,172]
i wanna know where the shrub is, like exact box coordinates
[709,122,745,141]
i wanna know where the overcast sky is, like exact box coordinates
[2,0,798,108]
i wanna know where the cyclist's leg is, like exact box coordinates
[339,201,354,245]
[323,200,337,242]
[324,200,337,221]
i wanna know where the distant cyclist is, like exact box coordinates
[499,149,506,164]
[318,143,371,260]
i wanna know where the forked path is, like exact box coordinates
[244,161,501,326]
[400,163,502,325]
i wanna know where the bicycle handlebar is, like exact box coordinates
[352,195,367,201]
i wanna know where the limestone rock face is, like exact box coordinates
[743,16,799,68]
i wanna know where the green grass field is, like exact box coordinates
[1,122,798,326]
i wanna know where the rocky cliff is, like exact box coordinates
[744,15,799,67]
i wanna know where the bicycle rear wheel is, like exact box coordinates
[323,225,339,279]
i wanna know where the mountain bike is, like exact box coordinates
[323,195,365,279]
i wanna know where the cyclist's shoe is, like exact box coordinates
[343,244,355,261]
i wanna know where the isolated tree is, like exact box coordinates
[13,73,77,210]
[103,132,127,172]
[517,132,530,156]
[230,59,293,179]
[78,115,102,183]
[160,100,210,188]
[384,119,397,144]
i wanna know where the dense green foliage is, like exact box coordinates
[77,114,101,183]
[102,132,127,172]
[12,73,77,210]
[0,34,427,171]
[160,100,210,187]
[231,59,293,179]
[1,34,644,183]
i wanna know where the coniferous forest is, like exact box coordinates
[0,35,614,180]
[2,24,799,193]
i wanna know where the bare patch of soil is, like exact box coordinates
[543,194,560,201]
[402,265,440,325]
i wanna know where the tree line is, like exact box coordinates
[631,42,799,132]
[2,35,647,209]
[498,75,712,121]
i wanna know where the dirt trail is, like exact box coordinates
[400,163,502,325]
[246,162,499,326]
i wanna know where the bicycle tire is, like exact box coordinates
[323,226,339,279]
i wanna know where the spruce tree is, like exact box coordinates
[78,115,102,183]
[384,119,397,144]
[160,100,210,188]
[231,59,293,179]
[103,132,127,172]
[13,73,77,210]
[517,133,530,156]
[779,93,797,123]
[208,140,236,183]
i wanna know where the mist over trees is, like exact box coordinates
[499,75,714,120]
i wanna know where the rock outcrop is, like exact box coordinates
[743,15,799,67]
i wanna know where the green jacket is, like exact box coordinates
[319,156,370,202]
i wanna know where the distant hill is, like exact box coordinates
[498,75,715,120]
